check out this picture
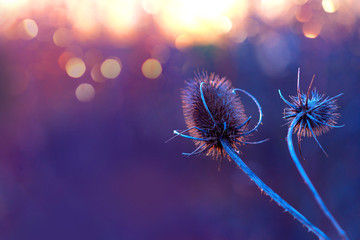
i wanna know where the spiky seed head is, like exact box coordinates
[182,71,248,158]
[284,91,340,138]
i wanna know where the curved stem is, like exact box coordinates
[287,115,349,240]
[220,139,330,240]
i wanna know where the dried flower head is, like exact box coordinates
[168,71,267,168]
[279,68,344,156]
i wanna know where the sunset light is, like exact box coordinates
[0,0,359,45]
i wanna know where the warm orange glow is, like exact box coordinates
[258,0,292,21]
[0,0,28,9]
[97,0,139,39]
[292,0,309,5]
[100,58,122,79]
[75,83,95,102]
[0,0,358,46]
[142,0,162,15]
[175,34,193,50]
[219,16,233,33]
[155,0,247,45]
[141,58,162,79]
[65,57,86,78]
[302,22,322,39]
[65,0,101,41]
[58,51,75,70]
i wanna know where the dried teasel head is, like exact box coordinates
[168,71,267,169]
[279,68,344,156]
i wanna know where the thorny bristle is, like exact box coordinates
[181,71,248,159]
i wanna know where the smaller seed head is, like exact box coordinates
[284,91,340,138]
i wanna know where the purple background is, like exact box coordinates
[0,23,359,240]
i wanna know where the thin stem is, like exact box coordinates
[220,139,330,240]
[287,115,349,240]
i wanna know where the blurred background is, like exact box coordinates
[0,0,359,239]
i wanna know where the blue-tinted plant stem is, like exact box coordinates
[220,139,330,240]
[288,114,348,240]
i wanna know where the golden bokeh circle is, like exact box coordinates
[75,83,95,102]
[100,58,122,79]
[141,58,162,79]
[65,58,86,78]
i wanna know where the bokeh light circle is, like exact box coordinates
[75,83,95,102]
[91,64,106,82]
[22,19,38,39]
[141,58,162,79]
[53,27,73,47]
[65,57,86,78]
[100,58,122,79]
[322,0,340,13]
[302,22,322,39]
